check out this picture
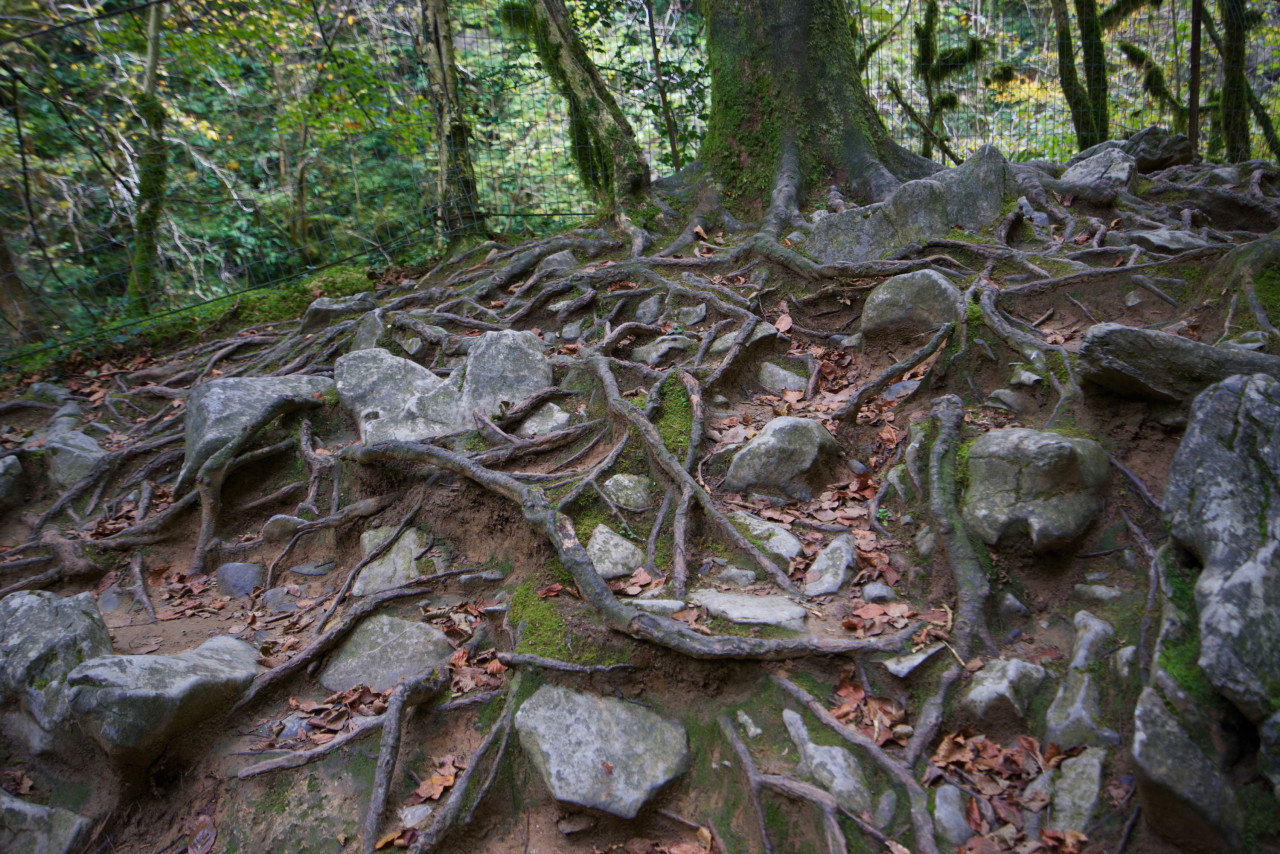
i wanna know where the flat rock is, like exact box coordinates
[1048,747,1105,832]
[261,514,306,544]
[716,566,757,587]
[962,428,1108,552]
[709,321,782,356]
[0,591,113,755]
[861,269,964,338]
[635,294,663,325]
[300,292,376,332]
[862,581,896,602]
[458,330,553,421]
[351,527,424,596]
[804,535,854,596]
[178,375,335,492]
[730,511,803,560]
[601,474,654,512]
[782,709,871,814]
[514,685,689,819]
[1078,323,1280,403]
[962,658,1047,722]
[67,636,259,768]
[724,416,840,501]
[878,643,943,679]
[0,790,91,854]
[1125,228,1209,254]
[334,348,461,444]
[688,589,806,633]
[516,403,569,439]
[1061,148,1135,193]
[757,362,806,393]
[215,562,265,598]
[586,524,644,580]
[318,614,453,693]
[934,784,974,847]
[632,335,694,366]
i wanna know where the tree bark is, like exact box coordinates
[422,0,484,235]
[1074,0,1109,145]
[0,229,43,344]
[1218,0,1249,161]
[698,0,938,209]
[1050,0,1108,150]
[126,1,168,316]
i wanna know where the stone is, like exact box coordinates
[674,304,706,325]
[860,270,964,338]
[635,294,663,324]
[708,321,782,356]
[601,474,654,512]
[999,592,1030,623]
[351,527,424,596]
[716,566,757,587]
[27,382,72,404]
[0,591,113,755]
[1074,584,1123,603]
[459,330,553,421]
[516,403,570,439]
[1010,368,1042,388]
[1061,148,1135,193]
[318,614,453,693]
[178,375,335,492]
[1045,671,1118,750]
[962,428,1108,552]
[962,658,1047,722]
[334,348,461,444]
[1069,611,1114,671]
[804,535,855,596]
[1078,323,1280,403]
[862,581,897,603]
[1132,687,1243,852]
[261,514,306,544]
[873,790,897,830]
[782,709,872,814]
[299,291,376,332]
[0,790,91,854]
[757,362,806,393]
[632,335,695,366]
[688,589,807,633]
[985,388,1032,416]
[514,685,688,819]
[561,320,583,341]
[261,587,297,613]
[1123,126,1194,172]
[1113,646,1137,680]
[350,308,387,350]
[215,562,265,598]
[0,455,23,511]
[1047,748,1104,832]
[1125,228,1209,254]
[45,427,105,490]
[729,511,803,560]
[737,710,762,739]
[630,600,686,616]
[537,249,578,276]
[724,417,840,501]
[399,804,435,830]
[67,636,259,768]
[1164,374,1280,722]
[878,644,943,679]
[934,784,974,847]
[585,524,644,580]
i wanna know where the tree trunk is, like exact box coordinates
[126,1,168,316]
[698,0,938,213]
[422,0,484,235]
[1218,0,1249,161]
[1050,0,1108,150]
[0,229,43,344]
[529,0,649,205]
[1074,0,1109,144]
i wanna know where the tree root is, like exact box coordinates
[834,323,953,423]
[494,652,633,674]
[317,492,424,627]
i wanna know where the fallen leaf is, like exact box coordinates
[188,815,217,854]
[774,315,793,334]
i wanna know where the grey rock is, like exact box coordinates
[914,526,935,559]
[0,591,113,755]
[783,709,872,814]
[350,308,388,351]
[46,428,105,490]
[1124,126,1194,172]
[632,335,695,366]
[737,710,763,739]
[1132,686,1243,851]
[963,658,1047,722]
[335,348,461,444]
[318,614,453,693]
[179,375,335,492]
[67,636,259,767]
[1069,611,1115,671]
[1010,368,1043,387]
[1220,330,1271,352]
[459,330,553,422]
[985,388,1033,416]
[635,294,663,325]
[560,320,583,341]
[630,599,686,616]
[999,592,1030,623]
[400,803,435,830]
[1075,583,1123,603]
[757,362,806,393]
[716,566,758,587]
[261,514,306,544]
[878,644,943,679]
[963,428,1109,552]
[1125,228,1209,254]
[874,790,898,830]
[0,455,23,511]
[708,321,783,356]
[1061,148,1135,193]
[300,292,376,332]
[516,403,570,439]
[724,416,840,501]
[1165,374,1280,722]
[730,511,803,560]
[585,525,644,580]
[1022,772,1054,839]
[688,589,806,633]
[290,560,334,577]
[514,685,688,819]
[804,535,855,596]
[352,527,424,596]
[934,784,974,847]
[1048,748,1105,832]
[0,790,91,854]
[215,562,264,598]
[261,587,297,613]
[1045,671,1119,749]
[27,383,72,405]
[861,269,964,338]
[674,304,706,326]
[1209,166,1240,186]
[862,582,897,603]
[601,474,654,512]
[1079,323,1280,402]
[1113,646,1137,681]
[537,249,578,276]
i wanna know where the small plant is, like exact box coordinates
[876,506,893,523]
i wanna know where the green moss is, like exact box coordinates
[463,433,487,453]
[1159,562,1216,704]
[1241,781,1280,852]
[656,375,693,459]
[508,582,572,660]
[259,779,291,815]
[1254,266,1280,314]
[955,436,977,492]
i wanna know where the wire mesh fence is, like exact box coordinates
[0,0,1275,365]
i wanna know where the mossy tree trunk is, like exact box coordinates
[1050,0,1109,151]
[0,229,43,343]
[698,0,938,214]
[1218,0,1250,161]
[126,1,168,316]
[422,0,484,236]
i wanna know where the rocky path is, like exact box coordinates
[2,131,1280,854]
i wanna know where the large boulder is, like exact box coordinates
[1078,323,1280,403]
[724,416,840,501]
[1066,127,1193,173]
[0,591,113,755]
[962,657,1046,723]
[0,790,91,854]
[458,330,553,418]
[45,421,105,490]
[67,636,259,769]
[860,269,964,339]
[514,685,689,818]
[962,429,1109,552]
[334,348,462,444]
[351,527,425,596]
[178,375,335,492]
[1164,374,1280,722]
[318,614,453,693]
[299,291,376,332]
[1060,148,1135,193]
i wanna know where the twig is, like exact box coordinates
[495,652,634,674]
